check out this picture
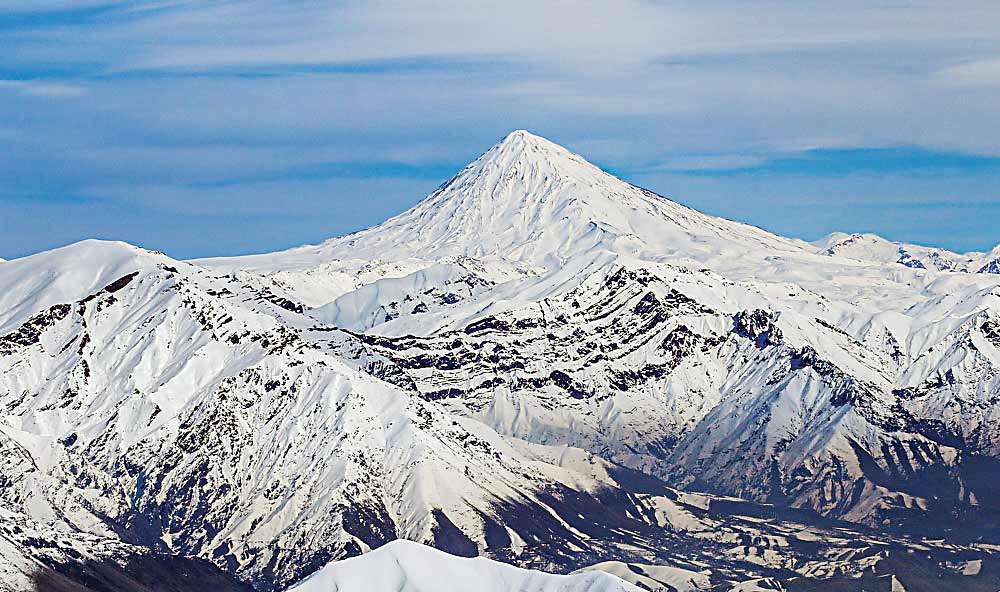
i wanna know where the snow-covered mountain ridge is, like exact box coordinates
[814,231,1000,274]
[2,131,1000,591]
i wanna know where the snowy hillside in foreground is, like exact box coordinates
[290,540,641,592]
[290,538,1000,592]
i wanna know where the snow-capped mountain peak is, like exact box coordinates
[485,129,588,168]
[322,130,808,266]
[0,239,177,333]
[197,131,808,294]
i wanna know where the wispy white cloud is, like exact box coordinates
[0,79,85,98]
[938,57,1000,86]
[644,155,771,172]
[102,1,1000,76]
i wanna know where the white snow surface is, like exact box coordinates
[0,239,164,333]
[813,231,1000,274]
[290,540,642,592]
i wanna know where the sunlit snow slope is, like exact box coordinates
[290,540,641,592]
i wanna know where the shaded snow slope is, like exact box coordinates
[311,262,496,331]
[579,560,711,592]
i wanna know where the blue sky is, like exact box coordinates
[2,1,999,260]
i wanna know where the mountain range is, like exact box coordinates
[2,131,999,592]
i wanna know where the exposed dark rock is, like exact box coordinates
[733,309,784,348]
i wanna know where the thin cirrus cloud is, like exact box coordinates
[939,57,1000,86]
[0,0,998,259]
[0,79,85,97]
[640,155,772,173]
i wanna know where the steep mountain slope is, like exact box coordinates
[7,240,924,591]
[0,239,992,591]
[0,241,676,589]
[333,257,1000,530]
[298,130,808,264]
[289,540,642,592]
[980,247,1000,274]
